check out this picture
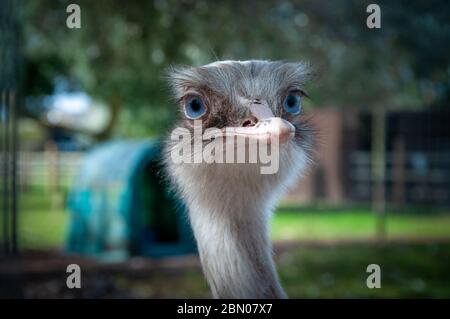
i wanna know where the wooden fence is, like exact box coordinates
[6,151,84,192]
[349,151,450,206]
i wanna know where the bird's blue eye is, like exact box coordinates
[184,96,206,119]
[283,93,301,115]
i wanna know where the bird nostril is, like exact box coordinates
[241,119,256,127]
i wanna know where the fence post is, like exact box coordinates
[46,140,63,211]
[372,107,387,240]
[392,136,406,207]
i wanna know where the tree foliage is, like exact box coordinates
[21,0,450,137]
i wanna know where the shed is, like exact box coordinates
[66,140,196,261]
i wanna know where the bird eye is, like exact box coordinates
[184,95,206,119]
[283,92,302,115]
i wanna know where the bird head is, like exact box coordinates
[165,60,314,190]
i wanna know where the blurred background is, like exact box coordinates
[1,0,450,298]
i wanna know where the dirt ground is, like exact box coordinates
[2,238,449,298]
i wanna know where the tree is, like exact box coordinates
[20,0,449,138]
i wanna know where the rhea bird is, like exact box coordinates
[164,60,314,299]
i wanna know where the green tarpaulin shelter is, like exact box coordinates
[66,140,196,261]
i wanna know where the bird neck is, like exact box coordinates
[187,189,286,299]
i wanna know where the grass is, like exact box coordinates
[5,192,450,298]
[279,242,450,298]
[272,209,450,241]
[4,192,450,250]
[23,242,450,298]
[14,191,69,250]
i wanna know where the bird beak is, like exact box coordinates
[223,99,295,144]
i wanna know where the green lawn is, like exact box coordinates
[15,191,69,250]
[272,208,450,241]
[279,242,450,298]
[4,192,450,250]
[6,192,450,298]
